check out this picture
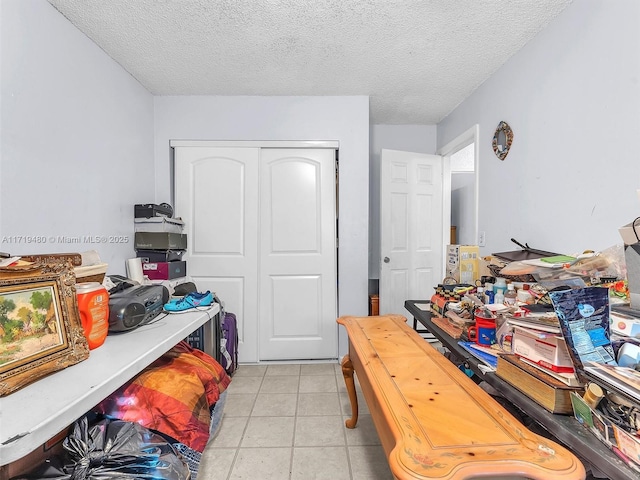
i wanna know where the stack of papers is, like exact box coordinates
[522,255,577,268]
[458,341,498,369]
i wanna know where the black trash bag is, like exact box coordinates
[14,416,190,479]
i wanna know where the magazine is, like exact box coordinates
[458,341,498,369]
[506,317,562,334]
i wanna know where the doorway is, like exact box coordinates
[438,125,480,254]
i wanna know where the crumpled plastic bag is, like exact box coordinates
[565,244,627,281]
[13,416,190,479]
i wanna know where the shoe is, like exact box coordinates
[164,291,214,313]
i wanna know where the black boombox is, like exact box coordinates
[108,284,168,332]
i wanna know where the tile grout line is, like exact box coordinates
[215,364,385,480]
[226,369,268,480]
[336,367,356,480]
[289,372,301,480]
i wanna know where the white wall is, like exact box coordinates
[369,125,438,279]
[438,0,640,257]
[1,0,154,272]
[153,96,370,355]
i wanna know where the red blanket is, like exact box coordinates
[95,341,231,452]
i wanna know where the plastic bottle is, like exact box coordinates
[494,289,505,306]
[517,283,533,305]
[504,283,517,307]
[76,282,109,349]
[494,277,507,296]
[476,286,484,304]
[484,283,495,304]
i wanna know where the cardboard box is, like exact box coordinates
[446,245,479,284]
[479,255,494,278]
[137,249,185,263]
[142,261,187,280]
[134,232,187,250]
[610,312,640,337]
[74,262,108,284]
[512,326,575,373]
[134,216,184,233]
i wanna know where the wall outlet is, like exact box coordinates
[479,231,486,247]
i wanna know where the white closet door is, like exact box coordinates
[175,145,337,362]
[259,149,337,360]
[174,147,260,363]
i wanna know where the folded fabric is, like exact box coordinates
[95,341,231,452]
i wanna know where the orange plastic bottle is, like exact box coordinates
[76,282,109,349]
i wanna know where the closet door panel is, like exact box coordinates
[259,148,337,360]
[175,147,259,363]
[192,158,244,254]
[269,160,319,252]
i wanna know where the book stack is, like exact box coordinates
[496,354,582,414]
[495,308,584,414]
[505,307,577,374]
[133,208,188,282]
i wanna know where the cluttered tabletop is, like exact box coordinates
[408,238,640,478]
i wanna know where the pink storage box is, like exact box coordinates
[142,261,187,280]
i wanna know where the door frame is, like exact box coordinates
[437,125,480,272]
[171,141,339,149]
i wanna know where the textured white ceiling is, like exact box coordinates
[47,0,572,124]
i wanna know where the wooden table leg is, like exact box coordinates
[341,354,359,428]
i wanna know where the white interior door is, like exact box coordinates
[380,149,444,316]
[175,145,337,362]
[259,149,337,360]
[174,147,260,363]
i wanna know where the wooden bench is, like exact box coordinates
[337,314,586,479]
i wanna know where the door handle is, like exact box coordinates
[383,257,390,263]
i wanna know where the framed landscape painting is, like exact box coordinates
[0,262,89,396]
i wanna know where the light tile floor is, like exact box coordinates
[198,363,393,480]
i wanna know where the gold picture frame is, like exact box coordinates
[0,263,89,396]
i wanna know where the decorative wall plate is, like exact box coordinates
[492,121,513,160]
